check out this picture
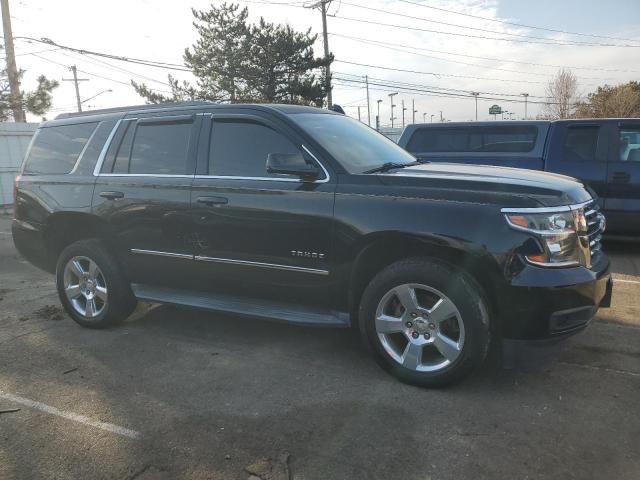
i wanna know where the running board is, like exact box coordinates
[131,284,351,328]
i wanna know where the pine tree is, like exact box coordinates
[0,46,59,121]
[133,2,330,106]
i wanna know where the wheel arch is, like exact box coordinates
[42,211,118,273]
[348,232,503,328]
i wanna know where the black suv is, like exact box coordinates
[12,102,612,386]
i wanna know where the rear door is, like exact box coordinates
[92,112,199,287]
[188,110,336,307]
[544,122,608,204]
[604,121,640,233]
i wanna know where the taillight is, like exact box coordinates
[13,174,20,207]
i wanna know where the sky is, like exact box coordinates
[6,0,640,125]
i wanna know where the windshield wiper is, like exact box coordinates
[363,161,421,174]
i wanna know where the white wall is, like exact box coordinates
[0,123,38,206]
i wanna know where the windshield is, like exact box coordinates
[293,113,417,174]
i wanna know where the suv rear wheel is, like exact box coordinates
[55,239,136,328]
[359,258,490,387]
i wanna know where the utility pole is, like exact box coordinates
[388,92,397,128]
[423,112,427,123]
[357,106,361,122]
[376,99,382,131]
[521,93,529,119]
[470,92,479,121]
[365,75,371,127]
[320,0,332,108]
[401,100,406,129]
[63,66,89,113]
[412,99,417,124]
[439,110,443,122]
[1,0,25,122]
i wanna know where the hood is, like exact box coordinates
[378,163,594,208]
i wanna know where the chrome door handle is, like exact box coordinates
[197,196,228,206]
[99,191,124,200]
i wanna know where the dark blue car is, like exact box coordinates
[399,119,640,234]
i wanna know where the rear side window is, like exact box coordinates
[619,126,640,162]
[562,126,599,162]
[106,119,193,175]
[209,119,300,177]
[23,122,97,174]
[406,126,538,153]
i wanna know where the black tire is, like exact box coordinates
[55,238,136,329]
[359,257,490,387]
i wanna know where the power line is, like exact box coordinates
[397,0,640,43]
[334,76,573,105]
[16,37,189,70]
[338,1,639,47]
[332,34,619,83]
[329,15,640,47]
[54,48,172,86]
[30,52,173,93]
[330,32,640,75]
[335,59,547,85]
[334,71,549,99]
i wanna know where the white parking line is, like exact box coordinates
[0,390,140,439]
[614,278,640,285]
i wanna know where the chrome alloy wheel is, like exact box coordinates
[63,256,108,318]
[374,283,465,372]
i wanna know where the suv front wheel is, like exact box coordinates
[55,239,136,328]
[359,258,490,387]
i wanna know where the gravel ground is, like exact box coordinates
[0,215,639,480]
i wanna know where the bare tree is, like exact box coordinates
[544,68,579,119]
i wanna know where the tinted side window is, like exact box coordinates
[108,120,193,175]
[23,122,97,175]
[563,126,599,162]
[209,120,300,177]
[406,126,537,153]
[619,126,640,162]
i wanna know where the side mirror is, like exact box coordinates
[266,152,320,180]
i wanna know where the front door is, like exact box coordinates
[92,113,199,287]
[189,111,336,307]
[604,122,640,233]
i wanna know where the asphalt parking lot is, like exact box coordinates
[0,214,639,480]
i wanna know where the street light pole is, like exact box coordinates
[388,92,398,128]
[470,91,479,121]
[430,114,434,123]
[423,112,427,123]
[521,93,529,119]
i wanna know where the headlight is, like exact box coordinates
[504,207,588,267]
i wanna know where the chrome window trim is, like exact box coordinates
[93,119,123,176]
[194,255,329,275]
[69,122,101,175]
[131,249,193,260]
[99,174,195,178]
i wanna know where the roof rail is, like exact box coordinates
[54,101,216,119]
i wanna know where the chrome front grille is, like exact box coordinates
[584,202,604,257]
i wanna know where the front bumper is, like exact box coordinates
[498,254,612,340]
